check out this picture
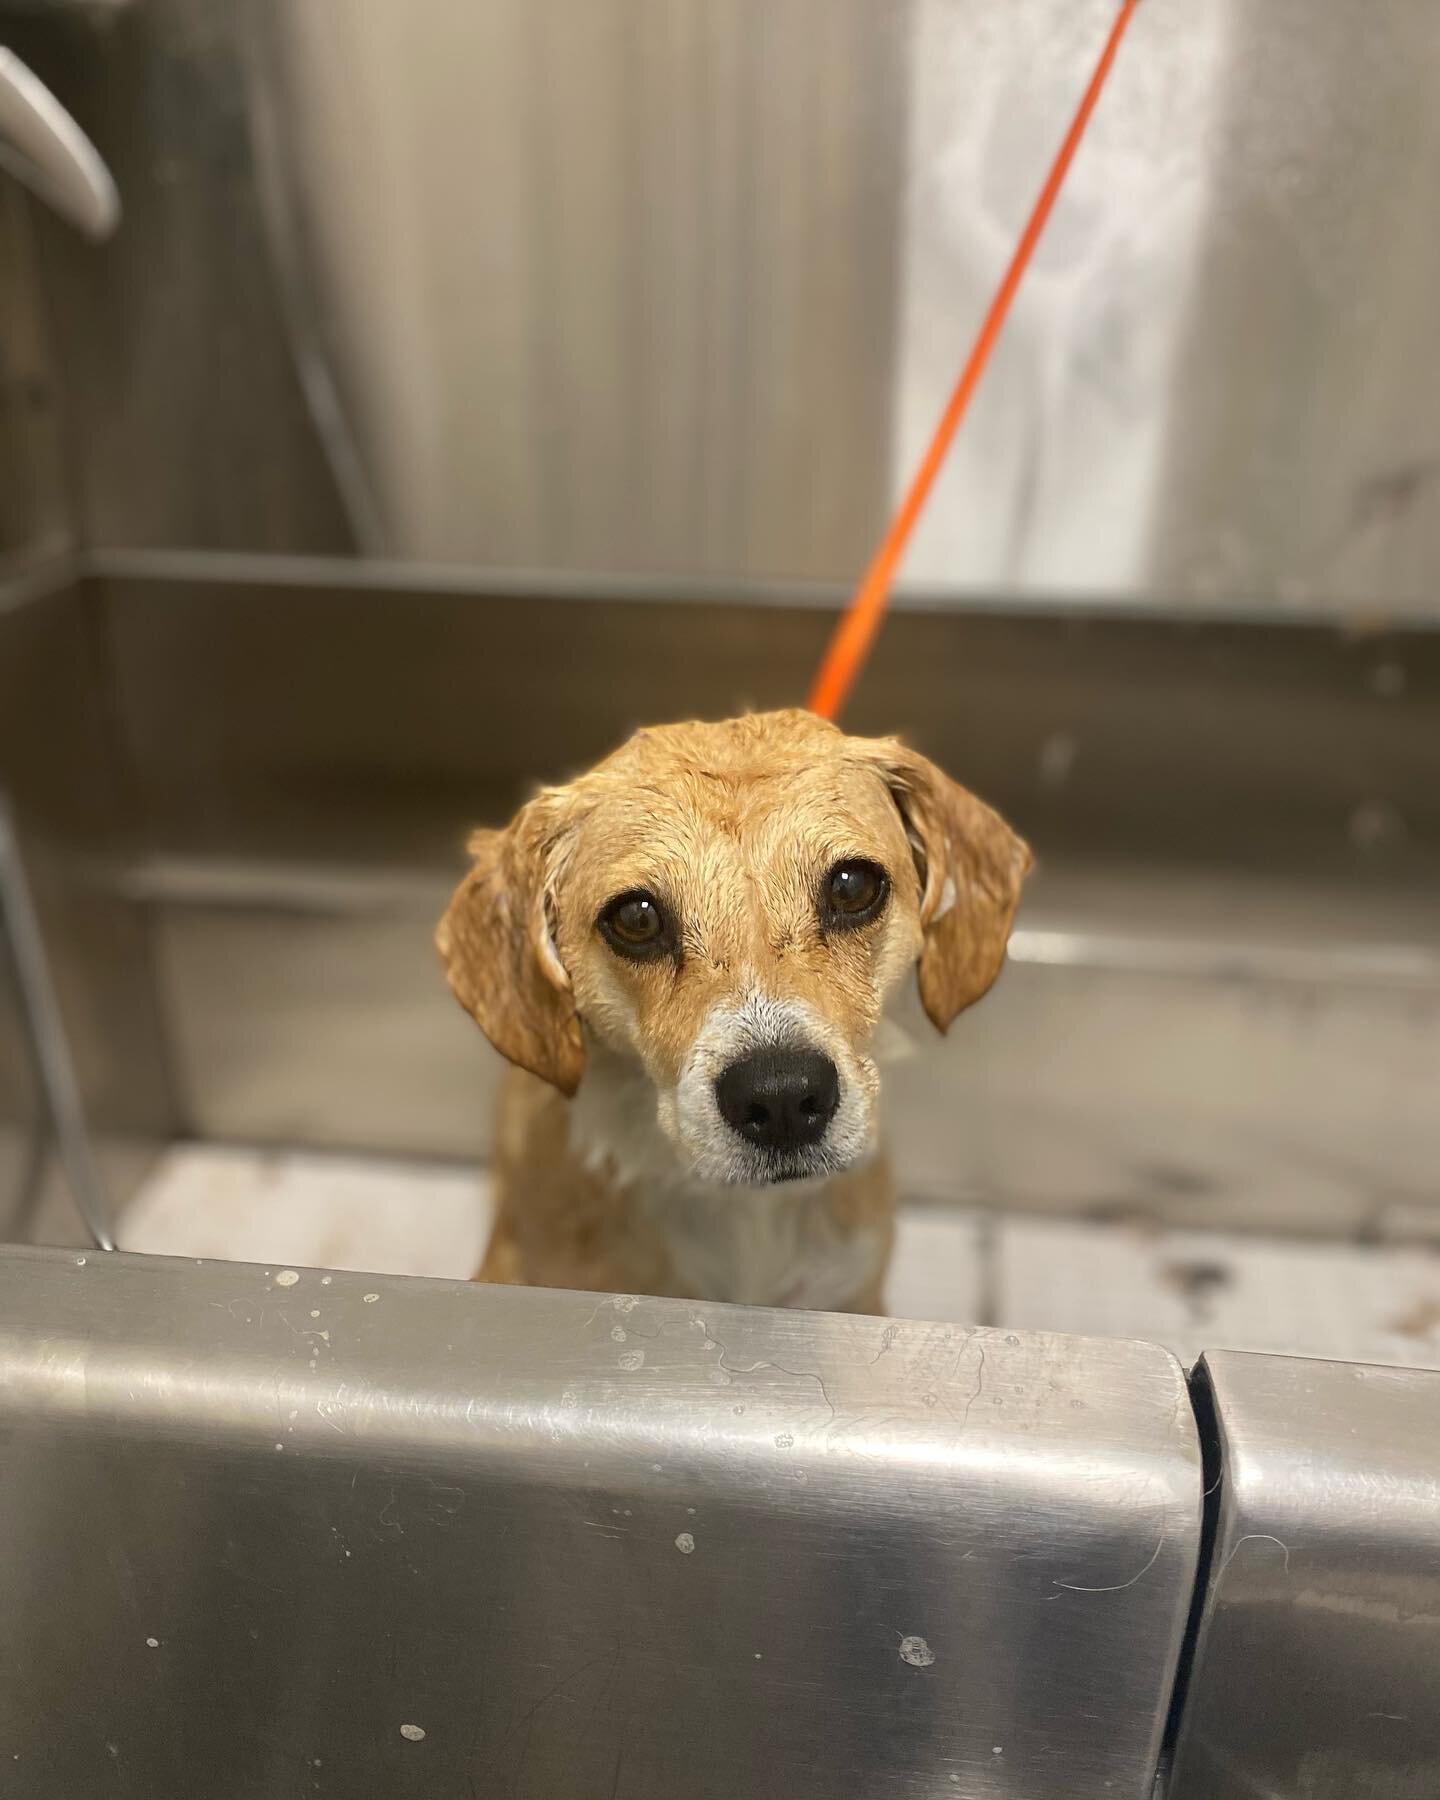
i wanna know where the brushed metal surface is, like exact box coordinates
[1169,1349,1440,1799]
[253,0,906,574]
[0,1246,1201,1797]
[7,0,356,557]
[1151,0,1440,617]
[0,886,47,1240]
[95,566,1440,876]
[0,581,173,1239]
[0,178,69,563]
[896,0,1440,612]
[130,865,1440,1243]
[16,0,1440,614]
[0,796,114,1246]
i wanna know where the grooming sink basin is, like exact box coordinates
[2,1246,1200,1797]
[5,1245,1439,1796]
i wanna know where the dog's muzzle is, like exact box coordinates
[714,1047,840,1169]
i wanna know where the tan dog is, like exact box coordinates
[437,710,1029,1313]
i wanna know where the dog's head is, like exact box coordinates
[438,710,1030,1186]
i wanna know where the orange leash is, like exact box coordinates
[808,0,1142,722]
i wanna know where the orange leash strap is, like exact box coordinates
[807,0,1142,722]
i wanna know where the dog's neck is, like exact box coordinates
[565,1042,887,1310]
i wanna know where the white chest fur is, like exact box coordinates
[640,1180,885,1311]
[567,1049,885,1310]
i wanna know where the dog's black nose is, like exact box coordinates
[715,1049,840,1154]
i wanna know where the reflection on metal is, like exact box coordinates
[119,855,1440,995]
[91,563,1440,877]
[0,892,48,1244]
[12,0,1440,607]
[0,579,175,1243]
[5,3,358,556]
[1009,925,1440,991]
[0,1247,1201,1798]
[245,0,1440,601]
[248,0,905,575]
[1170,1350,1440,1798]
[243,15,386,556]
[0,47,118,240]
[0,798,113,1249]
[0,177,71,565]
[6,1250,1439,1794]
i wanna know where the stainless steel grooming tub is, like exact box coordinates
[2,1245,1435,1797]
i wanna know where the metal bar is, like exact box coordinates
[0,795,114,1250]
[0,47,119,241]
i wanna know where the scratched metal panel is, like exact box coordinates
[1169,1350,1440,1799]
[0,1247,1200,1797]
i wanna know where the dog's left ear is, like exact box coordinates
[860,738,1032,1033]
[435,798,585,1096]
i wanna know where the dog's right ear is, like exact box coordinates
[435,801,585,1097]
[853,736,1032,1035]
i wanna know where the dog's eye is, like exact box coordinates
[822,859,889,929]
[598,890,672,960]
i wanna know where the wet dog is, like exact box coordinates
[438,709,1028,1312]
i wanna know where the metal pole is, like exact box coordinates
[0,793,114,1251]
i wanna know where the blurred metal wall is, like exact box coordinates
[0,171,64,1241]
[7,0,356,558]
[897,0,1440,608]
[255,0,908,575]
[0,564,175,1243]
[0,181,70,568]
[1151,1,1440,613]
[11,0,1440,609]
[0,169,171,1242]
